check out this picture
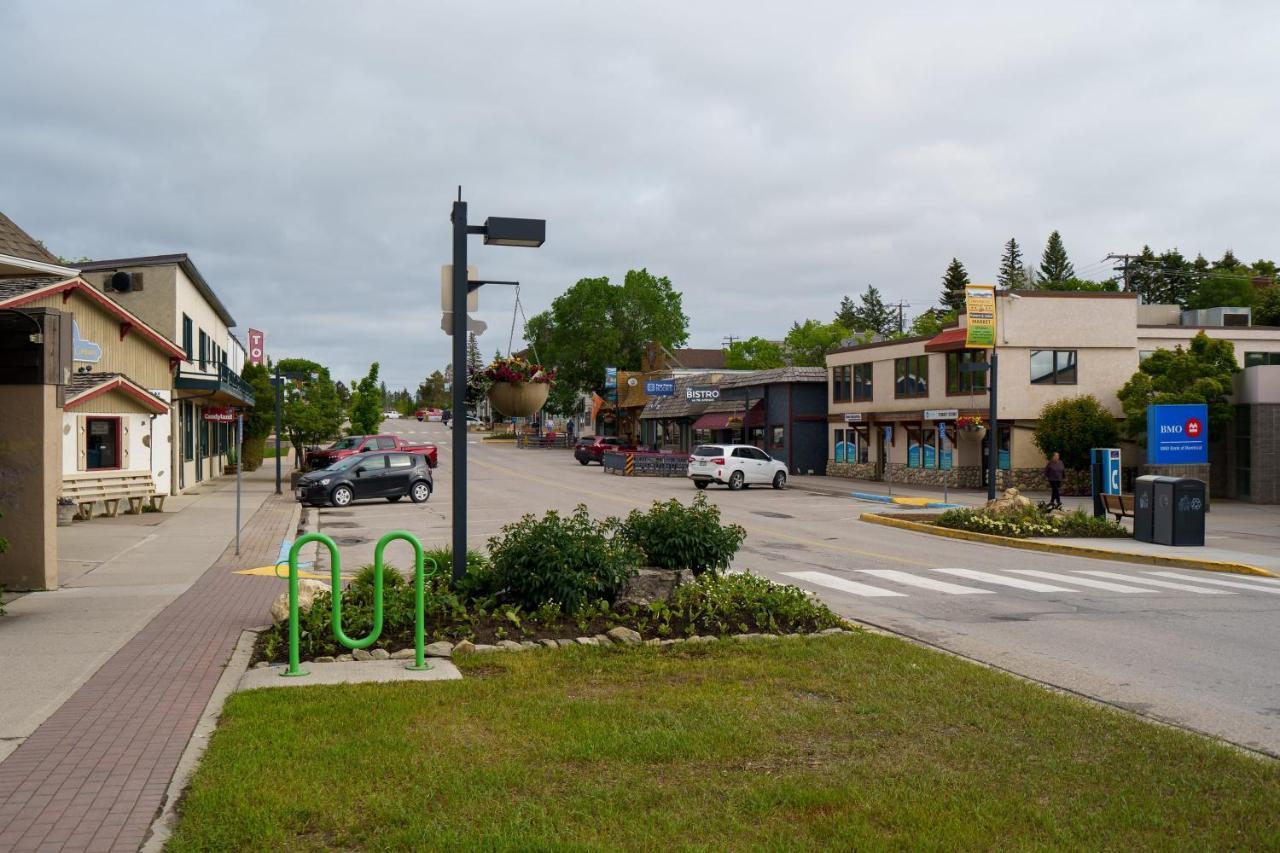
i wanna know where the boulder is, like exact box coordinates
[606,627,642,646]
[984,487,1035,515]
[268,579,331,623]
[453,639,476,655]
[313,656,336,663]
[370,648,390,660]
[538,639,558,649]
[426,641,455,658]
[390,648,416,660]
[336,654,353,662]
[576,637,598,646]
[616,568,686,608]
[472,644,500,654]
[353,649,373,661]
[520,641,540,650]
[496,640,524,651]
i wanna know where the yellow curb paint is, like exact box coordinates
[234,565,352,581]
[860,512,1276,578]
[890,496,933,507]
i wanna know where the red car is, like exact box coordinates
[307,434,438,470]
[573,435,636,465]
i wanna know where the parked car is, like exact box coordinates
[306,434,438,470]
[295,452,433,507]
[573,435,635,465]
[382,410,399,419]
[687,444,787,490]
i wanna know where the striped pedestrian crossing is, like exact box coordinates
[780,567,1265,600]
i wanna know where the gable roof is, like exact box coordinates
[65,372,169,414]
[77,254,236,327]
[0,212,61,264]
[670,348,727,370]
[0,276,186,359]
[720,366,826,387]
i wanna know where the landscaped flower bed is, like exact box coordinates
[935,505,1130,539]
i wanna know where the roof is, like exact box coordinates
[77,254,236,327]
[720,366,826,387]
[65,372,169,414]
[0,275,65,301]
[828,334,932,357]
[924,327,969,352]
[669,348,726,370]
[0,212,61,264]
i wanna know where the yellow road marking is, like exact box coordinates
[234,565,353,581]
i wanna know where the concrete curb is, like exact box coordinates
[860,511,1277,578]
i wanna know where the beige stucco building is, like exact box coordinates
[825,291,1280,498]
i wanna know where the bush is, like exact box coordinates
[661,572,843,636]
[487,505,640,613]
[1032,395,1120,471]
[1052,508,1130,538]
[621,494,747,577]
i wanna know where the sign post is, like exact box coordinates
[938,421,950,504]
[235,411,243,556]
[964,285,998,500]
[883,424,893,497]
[247,329,265,366]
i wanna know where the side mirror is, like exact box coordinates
[355,468,363,476]
[360,446,371,452]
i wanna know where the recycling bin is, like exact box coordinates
[1133,475,1160,543]
[1169,478,1207,546]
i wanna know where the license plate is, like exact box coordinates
[698,460,708,467]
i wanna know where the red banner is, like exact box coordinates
[203,406,237,422]
[247,328,265,365]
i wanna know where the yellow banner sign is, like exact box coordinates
[965,285,996,348]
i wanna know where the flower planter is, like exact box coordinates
[57,502,77,527]
[487,381,550,418]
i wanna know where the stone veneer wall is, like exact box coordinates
[1252,405,1280,504]
[826,461,877,480]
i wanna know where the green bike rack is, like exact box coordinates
[282,530,437,677]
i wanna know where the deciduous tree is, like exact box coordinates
[348,362,384,435]
[724,337,785,370]
[1117,332,1239,443]
[278,358,343,464]
[782,320,852,367]
[1032,396,1120,471]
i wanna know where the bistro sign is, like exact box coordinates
[686,386,720,402]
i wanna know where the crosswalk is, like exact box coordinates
[782,567,1280,600]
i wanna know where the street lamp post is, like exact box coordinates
[450,193,545,582]
[274,363,283,495]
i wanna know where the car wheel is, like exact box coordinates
[578,458,589,466]
[410,481,431,503]
[728,471,745,491]
[386,495,403,503]
[694,480,708,490]
[772,471,787,490]
[331,485,354,507]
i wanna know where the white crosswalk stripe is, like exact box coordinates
[1007,570,1155,593]
[934,568,1076,592]
[1145,571,1280,594]
[1074,571,1233,594]
[858,569,995,595]
[783,571,906,597]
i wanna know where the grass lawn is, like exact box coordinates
[170,634,1280,850]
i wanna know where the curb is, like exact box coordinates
[850,491,963,510]
[860,512,1277,577]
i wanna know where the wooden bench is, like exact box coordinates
[61,471,165,520]
[1100,493,1135,521]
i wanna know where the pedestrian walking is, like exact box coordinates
[1044,452,1065,510]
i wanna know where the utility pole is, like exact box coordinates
[722,335,739,348]
[891,301,909,335]
[1105,253,1142,293]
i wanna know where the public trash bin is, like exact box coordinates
[1133,475,1160,543]
[1169,478,1207,546]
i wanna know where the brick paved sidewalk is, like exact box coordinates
[0,492,299,852]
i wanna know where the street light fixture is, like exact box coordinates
[450,191,545,582]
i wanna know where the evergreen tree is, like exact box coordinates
[835,295,859,330]
[1213,249,1243,270]
[939,258,970,312]
[997,238,1028,290]
[854,285,897,337]
[1038,230,1075,283]
[466,332,483,375]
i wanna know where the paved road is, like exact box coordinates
[307,419,1280,756]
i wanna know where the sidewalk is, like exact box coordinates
[791,474,1280,574]
[0,463,299,852]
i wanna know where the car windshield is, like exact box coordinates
[324,455,365,472]
[692,446,724,457]
[329,437,360,450]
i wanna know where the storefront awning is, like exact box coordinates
[924,327,969,352]
[692,402,764,431]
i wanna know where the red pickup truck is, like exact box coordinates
[573,435,637,465]
[306,434,438,470]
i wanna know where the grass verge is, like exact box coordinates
[169,634,1279,850]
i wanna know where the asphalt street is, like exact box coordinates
[309,419,1280,756]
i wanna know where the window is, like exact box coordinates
[198,329,208,371]
[376,437,396,450]
[906,425,938,469]
[356,455,387,473]
[1030,350,1077,384]
[833,425,869,463]
[945,350,987,394]
[388,454,413,468]
[1139,350,1156,363]
[1244,351,1280,367]
[832,365,851,402]
[182,315,193,361]
[853,363,873,401]
[86,417,120,470]
[731,448,754,459]
[895,355,929,398]
[770,425,785,447]
[692,446,723,457]
[199,414,210,458]
[182,402,194,461]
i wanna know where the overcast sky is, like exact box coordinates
[4,1,1279,390]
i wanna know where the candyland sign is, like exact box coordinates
[1146,403,1208,464]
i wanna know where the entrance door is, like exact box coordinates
[195,416,204,482]
[352,454,390,498]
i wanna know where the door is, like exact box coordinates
[385,453,415,496]
[732,448,762,483]
[352,454,389,498]
[750,447,776,481]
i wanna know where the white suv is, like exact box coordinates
[688,444,787,491]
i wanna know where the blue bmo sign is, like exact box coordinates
[645,379,675,396]
[1147,404,1208,464]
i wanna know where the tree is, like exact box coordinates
[908,308,956,337]
[239,362,275,470]
[348,362,383,434]
[1037,277,1119,292]
[939,258,970,312]
[1032,396,1120,471]
[782,320,851,367]
[1185,268,1257,311]
[416,370,449,409]
[851,285,896,337]
[835,295,858,330]
[724,337,785,370]
[997,238,1027,290]
[466,333,483,375]
[524,268,689,397]
[333,380,351,409]
[1038,230,1075,283]
[1117,332,1239,444]
[278,358,343,464]
[1254,287,1280,326]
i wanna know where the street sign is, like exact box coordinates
[686,386,720,402]
[1147,404,1208,464]
[645,379,675,396]
[842,413,862,423]
[924,408,958,421]
[247,328,265,365]
[203,406,236,422]
[605,367,618,389]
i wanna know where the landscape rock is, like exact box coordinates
[576,637,598,646]
[984,487,1034,515]
[606,626,642,646]
[593,634,612,647]
[819,628,844,635]
[659,639,680,646]
[252,661,270,669]
[616,568,686,607]
[336,654,353,662]
[472,644,500,654]
[733,633,765,642]
[497,640,524,651]
[538,639,558,649]
[314,656,336,663]
[353,649,374,661]
[453,640,476,655]
[390,649,416,660]
[557,639,578,647]
[268,579,331,623]
[370,648,391,660]
[644,638,662,646]
[520,641,540,649]
[426,641,455,658]
[686,635,715,644]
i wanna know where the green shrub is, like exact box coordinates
[663,572,843,636]
[936,506,1130,539]
[621,494,746,577]
[352,562,407,592]
[1052,508,1130,538]
[487,504,640,613]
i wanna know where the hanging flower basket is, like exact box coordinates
[956,415,985,434]
[481,355,554,418]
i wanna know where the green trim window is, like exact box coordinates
[1244,351,1280,367]
[946,350,987,394]
[1030,349,1077,385]
[894,355,929,398]
[182,402,194,461]
[832,365,851,403]
[853,363,873,401]
[182,314,193,361]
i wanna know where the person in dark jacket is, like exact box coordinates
[1044,452,1066,509]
